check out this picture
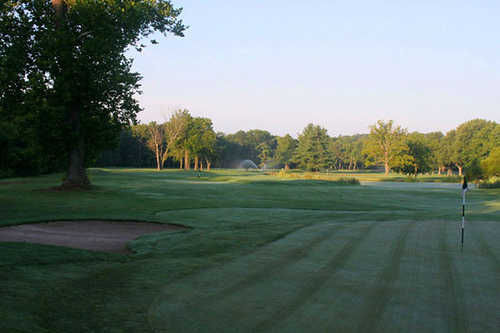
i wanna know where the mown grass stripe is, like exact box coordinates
[253,222,377,332]
[356,221,416,333]
[215,223,347,299]
[471,225,500,273]
[439,220,468,333]
[148,223,348,331]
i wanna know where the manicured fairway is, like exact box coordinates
[0,169,499,332]
[149,219,500,332]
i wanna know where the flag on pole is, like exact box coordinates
[461,176,468,248]
[462,176,468,196]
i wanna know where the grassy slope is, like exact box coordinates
[0,169,499,332]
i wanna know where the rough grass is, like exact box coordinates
[0,168,499,332]
[273,169,462,183]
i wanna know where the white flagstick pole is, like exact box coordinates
[461,190,465,247]
[461,177,468,249]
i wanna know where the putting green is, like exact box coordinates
[148,220,500,333]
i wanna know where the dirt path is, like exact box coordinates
[0,221,184,253]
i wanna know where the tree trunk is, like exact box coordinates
[438,166,442,176]
[179,156,183,169]
[161,149,169,169]
[52,0,66,27]
[199,160,203,171]
[447,167,452,176]
[184,150,190,170]
[52,0,90,187]
[457,165,463,176]
[63,105,89,187]
[155,144,161,171]
[384,162,390,175]
[206,160,211,171]
[384,151,390,175]
[194,156,199,171]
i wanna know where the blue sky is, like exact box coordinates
[130,0,500,137]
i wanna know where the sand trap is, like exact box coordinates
[0,220,185,253]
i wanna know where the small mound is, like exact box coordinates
[0,220,185,253]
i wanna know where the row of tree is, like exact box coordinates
[2,3,497,186]
[95,114,499,180]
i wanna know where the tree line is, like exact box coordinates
[94,113,499,180]
[2,3,498,186]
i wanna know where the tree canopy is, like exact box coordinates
[90,117,499,182]
[0,0,186,185]
[363,120,410,175]
[293,124,330,171]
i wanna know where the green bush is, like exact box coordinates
[478,176,500,189]
[274,171,360,185]
[335,177,360,185]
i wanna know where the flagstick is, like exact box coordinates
[461,190,465,250]
[461,176,468,251]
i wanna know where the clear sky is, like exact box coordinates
[130,0,500,137]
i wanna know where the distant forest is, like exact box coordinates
[94,112,499,180]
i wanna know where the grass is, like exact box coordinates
[0,168,499,332]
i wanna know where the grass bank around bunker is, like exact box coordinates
[0,168,499,332]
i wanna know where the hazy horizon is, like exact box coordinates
[130,1,500,137]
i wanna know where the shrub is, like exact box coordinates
[478,176,500,189]
[335,177,360,185]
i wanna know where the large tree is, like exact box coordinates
[146,121,164,171]
[481,147,500,178]
[186,117,216,170]
[404,132,432,176]
[451,119,499,176]
[274,134,297,169]
[294,124,330,171]
[0,0,185,187]
[225,129,275,166]
[363,120,410,175]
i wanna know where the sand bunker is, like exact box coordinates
[0,220,184,253]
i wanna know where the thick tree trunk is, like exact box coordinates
[447,167,452,176]
[184,150,190,170]
[438,166,442,176]
[457,165,463,176]
[199,160,203,171]
[384,162,390,175]
[194,156,199,171]
[206,160,211,171]
[64,137,89,187]
[52,0,90,188]
[63,105,89,187]
[179,156,183,169]
[52,0,66,27]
